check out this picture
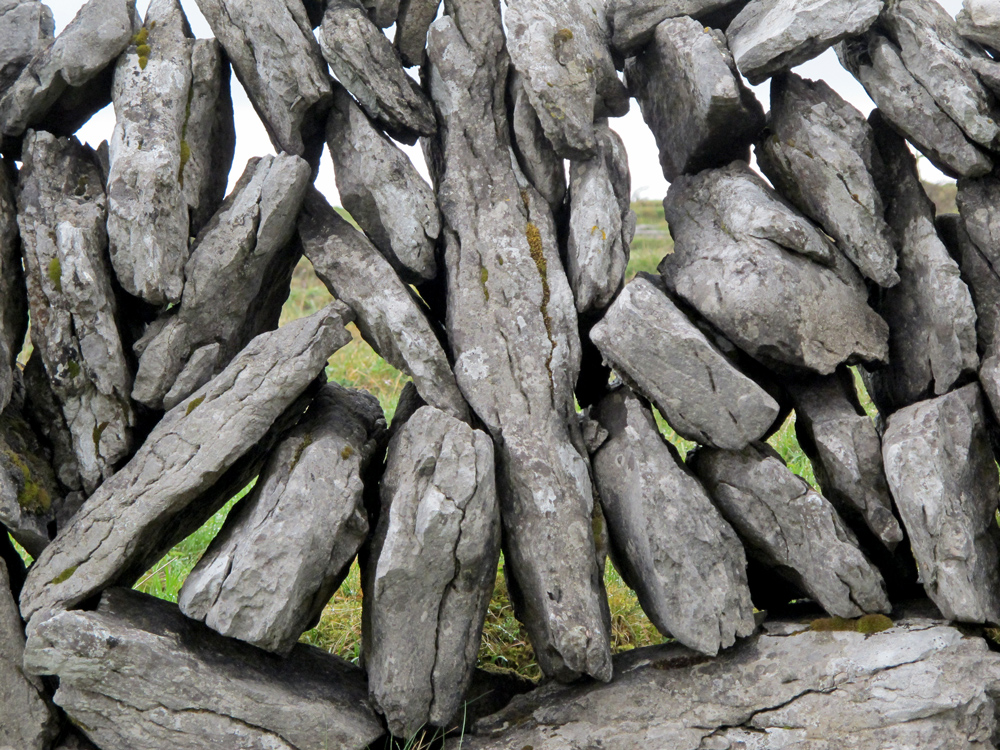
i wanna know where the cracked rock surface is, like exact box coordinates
[394,0,440,66]
[0,0,53,96]
[610,0,750,56]
[509,72,566,214]
[958,0,1000,48]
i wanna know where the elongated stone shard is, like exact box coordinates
[505,0,628,159]
[319,0,435,144]
[364,405,500,738]
[626,15,764,182]
[0,158,24,412]
[21,351,81,492]
[427,2,613,682]
[610,0,750,56]
[132,153,311,411]
[953,174,1000,356]
[394,0,440,66]
[16,130,134,495]
[660,161,889,374]
[179,382,385,654]
[509,72,566,213]
[757,72,898,287]
[0,0,53,95]
[882,383,1000,623]
[23,588,385,750]
[690,442,890,617]
[326,85,439,283]
[19,305,352,627]
[195,0,330,156]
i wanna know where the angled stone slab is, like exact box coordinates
[883,383,1000,623]
[21,351,81,493]
[509,72,566,214]
[364,405,500,738]
[626,15,764,181]
[660,161,889,374]
[17,130,134,495]
[428,3,613,683]
[591,387,755,655]
[300,187,468,421]
[178,382,385,655]
[590,274,778,449]
[611,0,750,56]
[958,0,1000,48]
[23,588,385,750]
[319,0,435,144]
[0,158,25,412]
[326,85,439,283]
[195,0,330,156]
[757,72,897,286]
[505,0,628,159]
[132,153,311,411]
[690,442,890,617]
[18,306,352,627]
[0,1,53,96]
[394,0,440,66]
[952,177,1000,355]
[363,0,400,27]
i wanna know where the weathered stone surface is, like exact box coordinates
[590,387,754,655]
[757,72,898,286]
[690,442,890,617]
[660,161,889,374]
[132,153,311,411]
[428,3,613,682]
[786,371,903,550]
[363,0,400,27]
[590,275,778,449]
[952,176,1000,356]
[365,405,500,738]
[509,72,566,213]
[883,383,1000,623]
[958,0,1000,48]
[17,130,134,495]
[319,0,435,144]
[179,382,385,655]
[195,0,330,156]
[610,0,749,56]
[626,15,764,182]
[326,85,439,283]
[21,350,81,492]
[394,0,440,66]
[19,305,352,627]
[838,33,992,178]
[0,0,137,138]
[300,188,468,421]
[505,0,628,160]
[863,112,978,414]
[0,158,24,412]
[463,611,1000,750]
[23,588,385,750]
[0,0,53,96]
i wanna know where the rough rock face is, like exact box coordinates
[0,158,25,412]
[509,72,566,213]
[953,175,1000,356]
[326,85,439,283]
[590,387,755,655]
[690,442,891,618]
[0,0,53,95]
[318,0,435,144]
[660,161,889,374]
[16,130,134,495]
[18,306,352,627]
[958,0,1000,48]
[462,611,1000,750]
[882,383,1000,624]
[505,0,628,159]
[196,0,330,156]
[590,275,779,450]
[757,72,897,286]
[132,153,311,411]
[21,351,81,493]
[394,0,440,66]
[365,405,500,738]
[610,0,750,56]
[23,588,385,750]
[427,2,613,683]
[626,15,764,182]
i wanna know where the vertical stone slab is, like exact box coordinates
[0,158,24,414]
[394,0,441,66]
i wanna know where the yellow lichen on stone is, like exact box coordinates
[185,396,205,415]
[341,445,354,460]
[50,566,78,585]
[855,613,893,634]
[47,257,62,292]
[809,616,856,632]
[480,266,490,301]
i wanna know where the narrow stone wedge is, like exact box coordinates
[394,0,440,66]
[0,158,25,412]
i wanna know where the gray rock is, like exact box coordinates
[195,0,330,156]
[590,387,755,655]
[958,0,1000,49]
[23,588,385,750]
[21,350,81,492]
[318,0,435,144]
[882,383,1000,623]
[0,0,138,138]
[837,33,992,178]
[509,72,566,213]
[590,275,779,449]
[178,382,385,655]
[626,15,765,182]
[132,153,311,411]
[690,442,890,617]
[363,0,399,27]
[394,0,440,66]
[659,161,889,374]
[326,85,439,283]
[505,0,628,160]
[0,1,53,95]
[16,130,134,495]
[364,405,500,738]
[610,0,750,56]
[428,5,613,683]
[953,176,1000,356]
[299,187,468,421]
[18,305,352,627]
[463,611,1000,750]
[0,158,25,411]
[757,72,898,286]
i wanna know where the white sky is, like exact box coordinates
[53,0,964,205]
